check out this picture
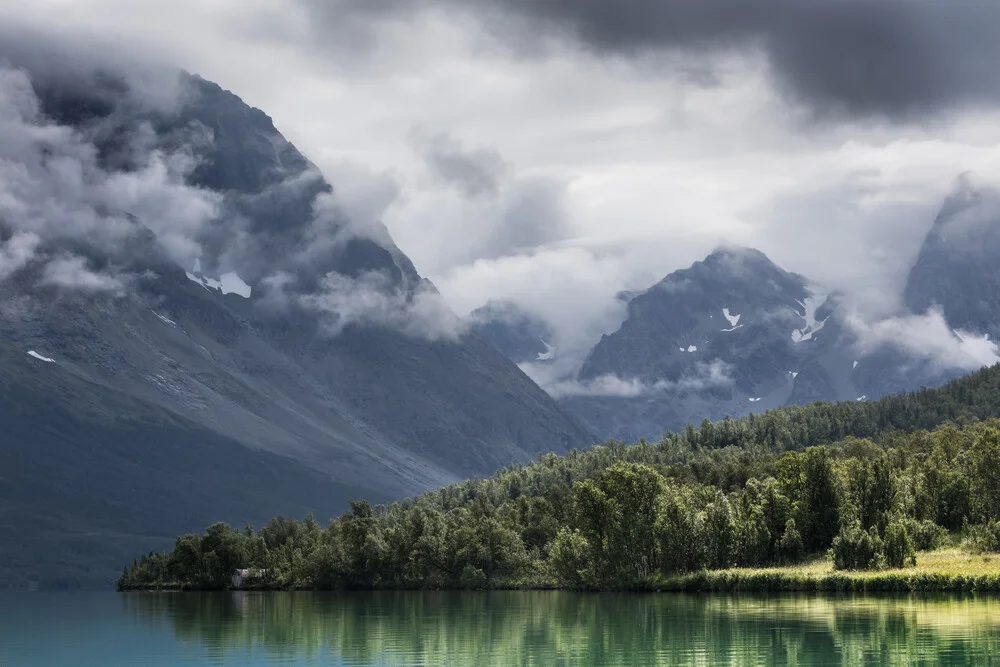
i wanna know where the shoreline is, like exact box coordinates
[118,550,1000,593]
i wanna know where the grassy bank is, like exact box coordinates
[648,549,1000,593]
[121,550,1000,593]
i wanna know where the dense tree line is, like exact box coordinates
[119,364,1000,590]
[120,421,1000,590]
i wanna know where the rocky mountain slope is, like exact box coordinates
[904,182,1000,339]
[467,300,555,365]
[0,66,592,587]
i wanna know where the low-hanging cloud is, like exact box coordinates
[41,255,125,293]
[0,22,188,115]
[0,39,478,344]
[297,269,465,341]
[0,61,222,291]
[848,307,1000,373]
[544,359,734,398]
[0,232,40,281]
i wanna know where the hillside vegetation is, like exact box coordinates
[119,364,1000,591]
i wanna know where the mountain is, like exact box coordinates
[553,181,1000,440]
[579,247,812,386]
[552,242,985,441]
[466,300,556,365]
[556,247,843,438]
[904,183,1000,339]
[0,67,592,587]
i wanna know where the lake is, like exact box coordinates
[2,591,999,665]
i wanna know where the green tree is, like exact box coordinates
[845,453,896,534]
[655,484,701,572]
[968,427,1000,522]
[573,463,666,582]
[799,447,840,551]
[700,491,735,569]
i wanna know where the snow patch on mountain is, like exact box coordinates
[151,311,177,328]
[722,308,741,327]
[791,291,829,343]
[220,272,252,298]
[27,350,55,363]
[186,271,252,298]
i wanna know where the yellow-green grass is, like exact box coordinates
[648,549,1000,593]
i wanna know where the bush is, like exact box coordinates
[777,519,804,564]
[459,565,488,589]
[901,518,948,551]
[830,522,885,571]
[549,528,591,588]
[965,520,1000,554]
[883,521,916,568]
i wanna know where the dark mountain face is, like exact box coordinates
[904,185,1000,339]
[467,300,555,365]
[579,247,811,386]
[0,68,592,588]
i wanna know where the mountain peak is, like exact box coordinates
[650,245,797,297]
[706,242,769,260]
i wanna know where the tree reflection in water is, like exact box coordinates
[121,591,1000,666]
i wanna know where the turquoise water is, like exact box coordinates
[2,591,1000,665]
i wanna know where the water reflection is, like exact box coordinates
[121,591,1000,666]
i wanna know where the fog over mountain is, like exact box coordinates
[8,3,1000,371]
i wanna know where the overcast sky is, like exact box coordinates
[5,0,1000,362]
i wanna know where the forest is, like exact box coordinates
[118,364,1000,591]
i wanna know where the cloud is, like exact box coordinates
[0,62,222,283]
[0,232,40,281]
[543,359,734,398]
[296,0,1000,120]
[0,21,187,114]
[389,133,572,275]
[41,255,124,293]
[6,5,1000,367]
[849,307,1000,373]
[0,38,474,344]
[411,129,507,198]
[298,269,464,341]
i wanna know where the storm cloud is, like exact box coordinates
[298,0,1000,119]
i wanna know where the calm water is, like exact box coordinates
[2,591,1000,666]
